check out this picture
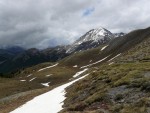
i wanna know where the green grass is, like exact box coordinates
[61,62,150,113]
[0,62,78,99]
[60,37,150,113]
[59,45,107,67]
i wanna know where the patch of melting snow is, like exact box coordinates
[46,74,52,77]
[89,60,92,62]
[73,65,78,68]
[73,68,88,78]
[29,77,36,82]
[81,55,110,69]
[108,62,114,65]
[108,54,121,61]
[101,45,108,51]
[27,74,32,77]
[20,80,26,82]
[41,82,51,87]
[38,63,58,72]
[10,74,89,113]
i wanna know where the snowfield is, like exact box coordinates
[10,74,89,113]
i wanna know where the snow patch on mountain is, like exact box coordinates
[81,55,110,69]
[89,60,92,62]
[10,74,89,113]
[20,80,26,82]
[73,68,88,78]
[41,82,50,87]
[38,63,58,72]
[73,65,78,68]
[101,45,108,51]
[108,62,114,65]
[29,77,36,82]
[66,27,114,53]
[46,74,52,77]
[108,53,121,61]
[27,74,32,77]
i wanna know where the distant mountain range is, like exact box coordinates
[0,27,125,73]
[0,46,24,65]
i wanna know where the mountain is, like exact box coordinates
[0,27,150,113]
[66,27,114,53]
[60,27,150,113]
[114,32,125,37]
[5,46,25,54]
[0,46,25,66]
[0,46,69,73]
[0,27,116,74]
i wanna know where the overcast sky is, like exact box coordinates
[0,0,150,49]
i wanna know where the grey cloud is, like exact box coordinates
[0,0,150,49]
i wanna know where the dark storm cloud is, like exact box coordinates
[0,0,150,49]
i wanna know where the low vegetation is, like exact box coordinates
[60,37,150,113]
[60,62,150,113]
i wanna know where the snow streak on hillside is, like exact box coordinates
[101,45,108,51]
[38,63,58,72]
[81,55,110,68]
[73,68,88,78]
[10,74,89,113]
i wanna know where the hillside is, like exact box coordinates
[0,27,149,113]
[60,29,150,113]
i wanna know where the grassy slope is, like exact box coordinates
[0,62,79,99]
[0,44,108,99]
[59,45,107,67]
[60,35,150,113]
[0,44,110,113]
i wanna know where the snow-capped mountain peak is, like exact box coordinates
[91,27,109,37]
[66,27,114,53]
[75,27,113,44]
